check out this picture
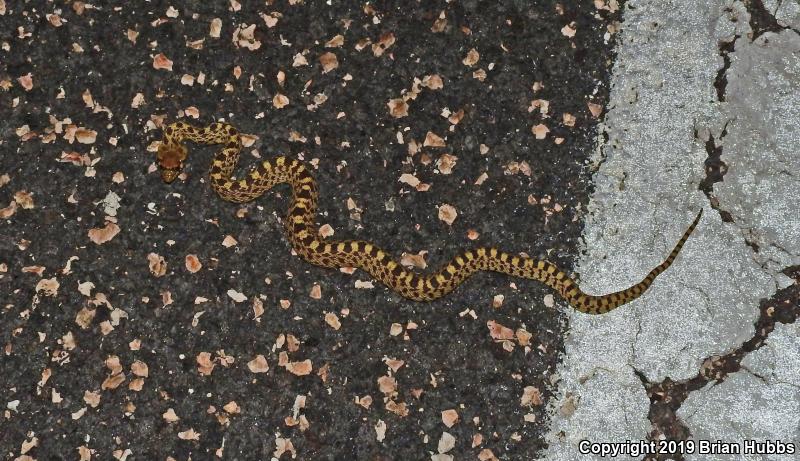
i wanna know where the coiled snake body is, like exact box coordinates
[157,121,702,314]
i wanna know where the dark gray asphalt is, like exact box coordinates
[1,1,621,459]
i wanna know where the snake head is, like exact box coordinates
[156,143,188,183]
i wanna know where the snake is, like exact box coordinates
[156,121,702,315]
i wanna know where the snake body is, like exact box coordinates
[157,121,702,314]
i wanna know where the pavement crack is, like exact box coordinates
[713,35,738,102]
[743,234,761,253]
[696,120,734,222]
[743,0,800,39]
[639,266,799,461]
[632,365,650,387]
[739,364,770,384]
[697,287,715,318]
[580,365,621,384]
[631,315,643,362]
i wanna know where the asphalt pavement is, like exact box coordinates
[1,1,618,459]
[1,1,797,460]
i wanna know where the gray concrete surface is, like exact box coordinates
[543,1,799,460]
[715,30,800,274]
[679,322,800,461]
[765,0,800,29]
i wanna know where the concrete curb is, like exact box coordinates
[543,1,799,460]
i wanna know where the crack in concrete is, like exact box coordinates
[636,266,799,461]
[741,228,796,289]
[740,363,771,385]
[770,0,782,15]
[691,285,715,319]
[713,34,739,102]
[634,315,643,356]
[629,316,644,369]
[743,0,800,39]
[696,121,734,223]
[739,364,800,389]
[579,365,624,385]
[743,235,761,253]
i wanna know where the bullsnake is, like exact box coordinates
[156,121,702,314]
